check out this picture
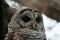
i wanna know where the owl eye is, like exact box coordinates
[21,15,31,22]
[36,15,42,24]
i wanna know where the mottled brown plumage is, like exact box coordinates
[4,7,46,40]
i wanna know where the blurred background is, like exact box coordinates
[1,0,60,40]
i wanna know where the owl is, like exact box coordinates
[4,7,46,40]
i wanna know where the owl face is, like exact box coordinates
[8,7,44,32]
[16,8,44,30]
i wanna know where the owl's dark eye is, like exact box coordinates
[21,15,31,22]
[36,15,42,24]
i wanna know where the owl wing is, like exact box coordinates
[4,31,27,40]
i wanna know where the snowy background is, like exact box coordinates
[42,14,60,40]
[5,0,60,40]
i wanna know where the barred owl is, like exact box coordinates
[4,7,46,40]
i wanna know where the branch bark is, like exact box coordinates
[14,0,60,21]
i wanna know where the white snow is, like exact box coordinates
[42,14,60,40]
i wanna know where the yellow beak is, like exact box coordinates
[31,22,36,29]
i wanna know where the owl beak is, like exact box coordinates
[31,22,36,29]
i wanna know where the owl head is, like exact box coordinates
[8,7,44,33]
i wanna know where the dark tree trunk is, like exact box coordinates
[0,0,4,40]
[0,0,11,40]
[1,1,17,40]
